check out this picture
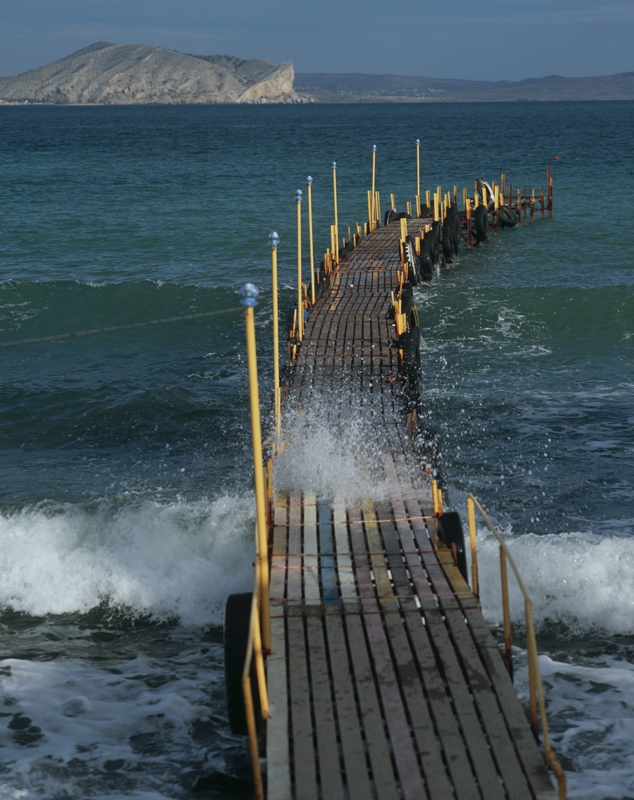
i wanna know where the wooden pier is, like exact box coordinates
[227,169,564,800]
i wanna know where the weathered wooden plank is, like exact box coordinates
[360,598,428,800]
[421,608,508,800]
[361,501,393,602]
[305,613,346,799]
[287,614,318,800]
[376,500,411,597]
[303,493,320,603]
[459,606,557,796]
[266,616,291,800]
[323,612,375,800]
[442,608,535,799]
[318,498,338,603]
[287,491,302,603]
[398,599,484,800]
[332,498,356,599]
[270,495,288,601]
[379,607,457,799]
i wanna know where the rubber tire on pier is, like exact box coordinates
[445,204,461,254]
[426,221,441,265]
[419,204,433,218]
[475,204,490,242]
[437,512,468,584]
[418,238,434,281]
[404,236,421,285]
[384,208,398,225]
[224,592,259,736]
[498,207,518,228]
[400,288,414,317]
[442,224,456,263]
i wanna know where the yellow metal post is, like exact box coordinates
[371,144,377,230]
[239,283,271,654]
[306,177,315,305]
[416,138,421,202]
[500,548,513,676]
[467,496,479,596]
[295,189,303,341]
[332,162,339,262]
[269,231,281,440]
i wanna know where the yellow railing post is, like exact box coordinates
[371,144,377,230]
[466,493,567,798]
[269,231,281,440]
[525,596,539,734]
[500,548,513,676]
[416,138,421,205]
[306,176,315,304]
[332,162,339,262]
[467,496,479,596]
[239,283,271,654]
[295,189,304,341]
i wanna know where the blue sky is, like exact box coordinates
[1,0,633,80]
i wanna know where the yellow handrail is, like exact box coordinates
[241,559,270,800]
[466,494,567,800]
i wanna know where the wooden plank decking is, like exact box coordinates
[266,220,558,800]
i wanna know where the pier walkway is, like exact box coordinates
[262,217,559,799]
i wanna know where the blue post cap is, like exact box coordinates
[372,144,377,151]
[416,138,420,145]
[269,230,280,247]
[295,189,303,202]
[332,161,337,170]
[239,283,259,308]
[306,175,313,185]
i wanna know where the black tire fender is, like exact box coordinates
[404,236,420,285]
[475,204,489,242]
[418,238,434,280]
[224,592,259,736]
[446,205,461,254]
[384,208,398,225]
[437,512,468,584]
[441,224,456,262]
[498,207,518,228]
[426,221,441,265]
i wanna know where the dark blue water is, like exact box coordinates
[0,101,633,799]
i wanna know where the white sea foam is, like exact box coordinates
[511,653,634,800]
[0,494,255,626]
[274,407,403,501]
[0,650,220,800]
[470,524,634,635]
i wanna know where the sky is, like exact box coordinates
[1,0,633,81]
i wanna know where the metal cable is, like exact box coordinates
[0,306,242,349]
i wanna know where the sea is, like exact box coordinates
[0,100,632,799]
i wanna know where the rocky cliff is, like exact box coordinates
[0,42,303,105]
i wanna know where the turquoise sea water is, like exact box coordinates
[0,101,633,798]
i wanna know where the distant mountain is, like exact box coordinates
[295,71,634,102]
[0,41,303,105]
[1,43,631,105]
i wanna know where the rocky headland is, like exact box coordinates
[0,41,304,105]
